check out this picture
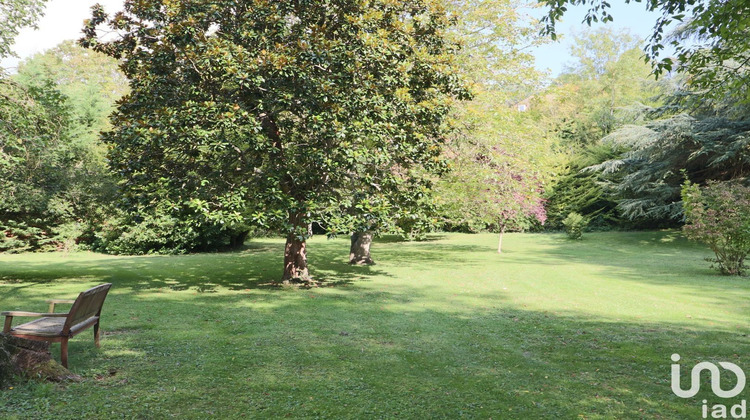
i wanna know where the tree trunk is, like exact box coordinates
[497,226,505,254]
[0,335,79,384]
[229,230,250,250]
[349,231,375,265]
[282,214,310,284]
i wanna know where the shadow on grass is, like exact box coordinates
[374,234,447,243]
[0,232,748,418]
[0,234,495,294]
[12,289,745,418]
[0,238,400,293]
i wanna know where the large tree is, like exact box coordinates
[82,0,468,283]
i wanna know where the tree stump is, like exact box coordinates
[0,334,80,385]
[349,231,375,265]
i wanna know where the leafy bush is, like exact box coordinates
[681,180,750,275]
[0,53,121,253]
[94,208,252,255]
[562,212,587,240]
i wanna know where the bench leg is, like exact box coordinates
[60,338,69,369]
[94,321,101,348]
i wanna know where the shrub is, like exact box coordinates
[681,180,750,275]
[562,212,587,240]
[93,209,252,255]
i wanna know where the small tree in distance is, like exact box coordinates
[490,168,547,254]
[682,180,750,275]
[440,144,546,254]
[562,212,586,240]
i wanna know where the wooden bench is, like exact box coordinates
[2,283,113,368]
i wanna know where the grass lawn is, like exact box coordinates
[0,231,748,418]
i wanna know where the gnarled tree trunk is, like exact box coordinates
[349,231,375,265]
[0,335,78,385]
[282,213,310,284]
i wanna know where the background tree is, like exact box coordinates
[541,0,750,104]
[1,3,123,253]
[0,43,124,252]
[436,0,555,243]
[543,28,661,148]
[14,40,129,144]
[587,113,750,223]
[82,0,469,283]
[543,143,621,229]
[441,144,546,252]
[540,29,665,228]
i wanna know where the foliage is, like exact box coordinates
[0,79,100,252]
[562,212,586,240]
[542,26,750,228]
[437,0,553,235]
[93,209,252,255]
[439,132,550,235]
[545,143,621,229]
[541,29,665,230]
[82,0,468,279]
[321,171,441,242]
[540,28,662,149]
[682,180,750,275]
[0,232,746,418]
[448,0,545,92]
[14,41,129,143]
[0,0,46,59]
[332,0,553,243]
[588,114,750,223]
[540,0,750,105]
[0,43,125,253]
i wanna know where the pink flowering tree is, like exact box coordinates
[440,144,547,253]
[486,168,547,253]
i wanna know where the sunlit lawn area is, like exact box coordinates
[0,231,748,418]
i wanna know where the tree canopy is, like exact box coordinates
[541,0,750,104]
[0,0,46,60]
[82,0,469,282]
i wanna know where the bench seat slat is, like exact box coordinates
[11,317,66,337]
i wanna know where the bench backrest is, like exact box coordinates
[64,283,112,331]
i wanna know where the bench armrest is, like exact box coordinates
[46,299,75,313]
[2,311,68,317]
[2,311,67,333]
